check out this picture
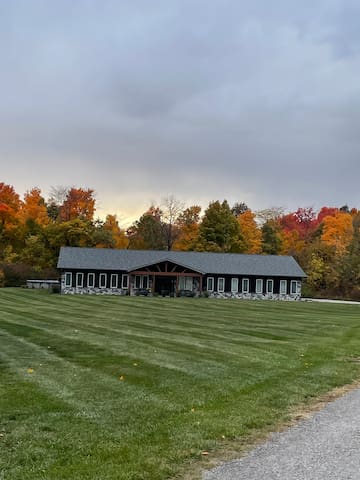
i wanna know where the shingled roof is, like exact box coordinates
[58,247,306,278]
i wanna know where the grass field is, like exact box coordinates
[1,289,360,480]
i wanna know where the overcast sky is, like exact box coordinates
[1,0,359,224]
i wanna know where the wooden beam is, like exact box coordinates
[130,270,202,277]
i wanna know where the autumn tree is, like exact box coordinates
[237,209,262,253]
[172,205,201,251]
[60,188,96,222]
[20,187,49,227]
[103,214,129,249]
[320,211,353,257]
[0,183,22,259]
[338,212,360,298]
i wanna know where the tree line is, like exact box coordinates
[0,182,359,299]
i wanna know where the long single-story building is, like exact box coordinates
[57,247,306,300]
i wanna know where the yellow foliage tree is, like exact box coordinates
[237,210,262,254]
[321,212,353,256]
[103,214,129,249]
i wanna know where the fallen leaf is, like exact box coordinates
[119,375,124,381]
[27,368,34,374]
[201,451,209,456]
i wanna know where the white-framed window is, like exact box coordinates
[280,280,287,295]
[87,273,95,288]
[207,277,214,292]
[111,274,118,289]
[99,273,107,288]
[64,272,72,287]
[290,280,299,295]
[231,278,239,292]
[122,274,129,289]
[256,279,263,294]
[242,278,249,293]
[179,276,193,290]
[218,277,225,292]
[76,272,84,288]
[266,279,274,294]
[135,275,149,289]
[142,276,149,289]
[135,275,141,289]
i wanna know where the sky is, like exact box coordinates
[1,0,360,225]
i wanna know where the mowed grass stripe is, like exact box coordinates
[1,289,360,480]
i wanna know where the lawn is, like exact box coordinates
[1,289,360,480]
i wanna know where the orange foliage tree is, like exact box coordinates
[321,211,353,256]
[60,188,96,222]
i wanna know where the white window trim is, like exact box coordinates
[207,277,214,292]
[231,277,239,293]
[64,272,72,288]
[122,274,129,289]
[218,277,225,293]
[256,279,263,294]
[111,274,118,289]
[280,279,287,295]
[266,279,274,294]
[290,280,298,295]
[76,272,84,288]
[142,275,149,289]
[99,273,107,289]
[87,273,95,288]
[242,278,249,294]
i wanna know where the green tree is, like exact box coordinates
[196,200,244,252]
[128,207,166,250]
[261,219,282,254]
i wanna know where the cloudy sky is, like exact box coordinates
[1,0,359,224]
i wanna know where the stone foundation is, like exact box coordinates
[61,286,300,300]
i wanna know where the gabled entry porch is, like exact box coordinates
[128,259,203,297]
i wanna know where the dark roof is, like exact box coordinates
[57,247,306,278]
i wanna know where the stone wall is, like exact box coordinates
[61,287,128,295]
[209,292,301,301]
[61,285,301,300]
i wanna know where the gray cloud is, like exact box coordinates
[0,0,359,222]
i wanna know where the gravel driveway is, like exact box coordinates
[204,387,360,480]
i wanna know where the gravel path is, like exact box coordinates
[204,388,360,480]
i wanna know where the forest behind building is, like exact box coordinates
[1,182,359,300]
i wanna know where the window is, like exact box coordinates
[242,278,249,293]
[111,274,118,289]
[179,276,193,290]
[87,273,95,288]
[231,278,239,292]
[290,280,299,295]
[256,279,263,294]
[135,275,149,289]
[122,274,129,289]
[218,277,225,292]
[64,272,72,287]
[266,279,274,294]
[99,273,107,288]
[280,280,287,295]
[76,272,84,288]
[207,277,214,292]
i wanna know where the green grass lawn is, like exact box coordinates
[1,289,360,480]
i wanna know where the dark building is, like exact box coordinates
[57,247,306,300]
